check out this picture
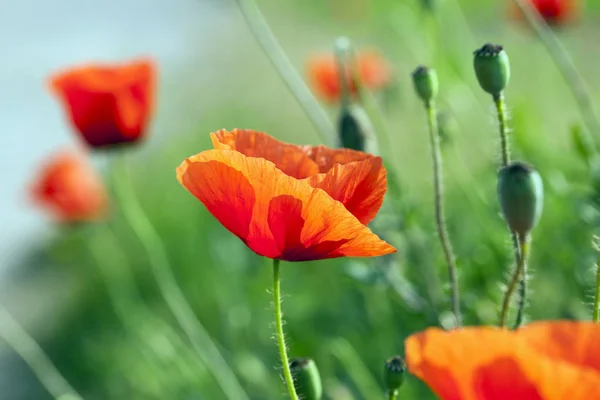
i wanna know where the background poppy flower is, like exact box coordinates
[49,58,156,148]
[307,51,392,103]
[211,129,386,225]
[177,130,395,261]
[405,321,600,400]
[511,0,577,26]
[30,150,108,222]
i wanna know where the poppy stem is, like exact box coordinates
[512,235,527,329]
[493,94,526,328]
[387,390,399,400]
[511,0,600,148]
[424,100,462,327]
[233,0,335,145]
[593,238,600,322]
[111,154,250,400]
[499,235,530,328]
[272,259,299,400]
[0,304,83,400]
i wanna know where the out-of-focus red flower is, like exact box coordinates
[405,321,600,400]
[31,151,108,222]
[307,51,391,103]
[512,0,578,25]
[49,58,156,148]
[177,129,395,261]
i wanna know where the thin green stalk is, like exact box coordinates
[493,93,526,327]
[499,236,530,328]
[425,101,462,327]
[593,257,600,323]
[511,0,600,148]
[111,153,249,400]
[387,389,399,400]
[0,305,83,400]
[272,259,299,400]
[494,94,510,167]
[512,235,527,329]
[234,0,335,145]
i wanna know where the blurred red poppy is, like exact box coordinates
[307,51,391,103]
[177,129,395,261]
[49,58,156,148]
[405,321,600,400]
[31,151,108,222]
[512,0,577,25]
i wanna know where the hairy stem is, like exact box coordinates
[594,256,600,323]
[425,101,462,327]
[272,259,299,400]
[499,236,530,328]
[494,94,510,167]
[0,305,83,400]
[111,153,249,400]
[234,0,335,145]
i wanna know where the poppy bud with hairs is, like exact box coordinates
[473,43,510,98]
[384,355,406,394]
[497,161,543,238]
[290,358,323,400]
[411,65,438,105]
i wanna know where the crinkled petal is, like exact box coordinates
[304,157,386,225]
[177,149,395,261]
[211,129,319,179]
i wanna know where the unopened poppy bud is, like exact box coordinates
[384,355,406,394]
[290,358,323,400]
[497,162,543,238]
[338,105,373,151]
[473,43,510,98]
[411,65,438,105]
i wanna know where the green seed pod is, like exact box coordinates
[497,162,543,238]
[290,358,323,400]
[383,355,406,394]
[338,105,373,151]
[411,65,439,105]
[473,43,510,98]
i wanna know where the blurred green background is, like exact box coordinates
[3,0,600,398]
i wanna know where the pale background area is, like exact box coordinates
[0,1,232,398]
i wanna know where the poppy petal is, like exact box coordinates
[211,129,320,179]
[49,59,156,148]
[177,149,396,261]
[517,321,600,373]
[304,157,386,225]
[406,325,600,400]
[300,145,373,173]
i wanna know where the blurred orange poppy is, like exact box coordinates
[177,129,395,261]
[512,0,577,25]
[307,51,391,103]
[31,151,108,222]
[49,58,156,148]
[405,321,600,400]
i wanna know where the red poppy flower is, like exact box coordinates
[512,0,577,25]
[177,129,395,261]
[405,321,600,400]
[49,58,156,148]
[31,150,108,222]
[307,51,391,103]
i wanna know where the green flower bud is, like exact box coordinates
[290,358,323,400]
[338,105,373,151]
[411,65,439,105]
[497,162,543,238]
[473,43,510,98]
[383,355,406,394]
